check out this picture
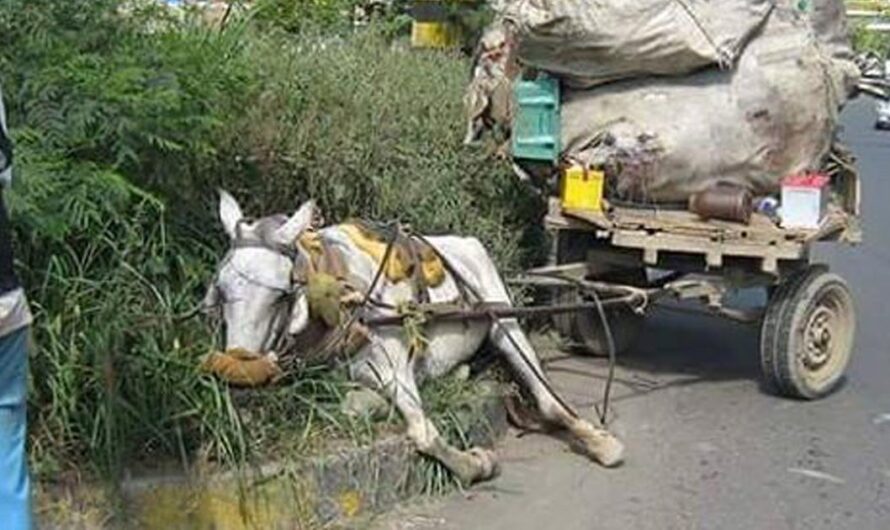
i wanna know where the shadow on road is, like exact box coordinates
[625,308,759,378]
[541,305,764,406]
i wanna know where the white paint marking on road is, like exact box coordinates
[787,468,846,485]
[872,413,890,425]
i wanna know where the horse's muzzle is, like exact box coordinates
[199,348,283,387]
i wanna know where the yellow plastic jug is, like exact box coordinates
[560,166,604,211]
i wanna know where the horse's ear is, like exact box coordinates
[219,189,243,240]
[274,200,315,246]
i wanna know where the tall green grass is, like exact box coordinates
[852,22,890,55]
[1,1,536,483]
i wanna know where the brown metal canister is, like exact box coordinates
[688,185,753,224]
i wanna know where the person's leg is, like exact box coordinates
[0,326,31,530]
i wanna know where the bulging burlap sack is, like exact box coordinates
[561,8,850,202]
[504,0,775,86]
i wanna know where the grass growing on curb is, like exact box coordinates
[411,375,503,497]
[2,0,535,490]
[235,363,502,466]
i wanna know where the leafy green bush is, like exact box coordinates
[851,22,890,55]
[1,0,536,482]
[9,141,243,478]
[250,0,491,51]
[214,30,541,266]
[251,0,366,34]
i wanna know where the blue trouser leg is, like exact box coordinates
[0,327,31,530]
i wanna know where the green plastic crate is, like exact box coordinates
[512,76,561,162]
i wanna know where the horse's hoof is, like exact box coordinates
[594,434,625,468]
[452,447,500,486]
[452,363,471,382]
[469,447,500,480]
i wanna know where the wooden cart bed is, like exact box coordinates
[544,198,861,274]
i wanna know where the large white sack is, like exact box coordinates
[797,0,860,97]
[561,8,846,203]
[803,0,854,60]
[504,0,775,86]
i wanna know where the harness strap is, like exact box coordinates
[320,240,348,280]
[216,220,461,377]
[231,237,300,262]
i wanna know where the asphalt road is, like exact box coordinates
[370,98,890,530]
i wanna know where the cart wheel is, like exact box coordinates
[553,268,646,357]
[551,230,645,356]
[760,265,856,399]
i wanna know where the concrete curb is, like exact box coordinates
[37,387,507,529]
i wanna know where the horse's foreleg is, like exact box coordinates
[489,317,625,467]
[450,237,624,467]
[352,339,499,485]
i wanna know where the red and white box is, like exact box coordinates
[780,173,830,229]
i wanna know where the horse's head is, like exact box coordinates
[205,190,315,357]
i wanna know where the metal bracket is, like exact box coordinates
[662,275,764,323]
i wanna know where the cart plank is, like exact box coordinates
[564,205,814,244]
[610,230,803,273]
[545,197,859,272]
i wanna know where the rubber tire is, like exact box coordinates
[553,279,645,356]
[550,230,646,356]
[760,265,856,399]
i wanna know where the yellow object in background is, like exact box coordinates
[411,21,462,48]
[560,166,604,211]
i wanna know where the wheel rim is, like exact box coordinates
[798,283,854,389]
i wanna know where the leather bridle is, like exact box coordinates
[206,219,402,370]
[206,219,311,355]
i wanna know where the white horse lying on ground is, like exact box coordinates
[205,190,624,483]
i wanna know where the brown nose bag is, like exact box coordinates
[200,349,283,387]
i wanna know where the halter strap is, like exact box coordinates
[230,237,301,262]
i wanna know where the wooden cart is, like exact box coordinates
[527,160,862,400]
